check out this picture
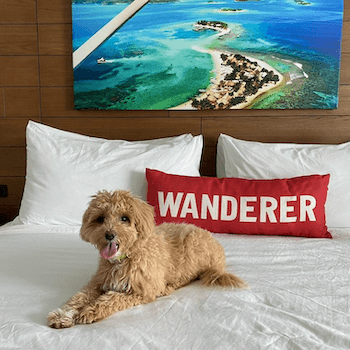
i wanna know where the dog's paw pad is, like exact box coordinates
[47,308,75,329]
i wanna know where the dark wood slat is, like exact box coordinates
[38,24,72,56]
[37,0,72,24]
[0,57,39,86]
[41,117,201,140]
[0,118,39,147]
[0,148,25,176]
[202,115,350,147]
[0,177,25,206]
[0,0,36,24]
[4,88,40,117]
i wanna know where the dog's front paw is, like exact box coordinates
[47,308,76,329]
[76,307,100,325]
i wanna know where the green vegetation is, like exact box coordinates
[294,0,311,5]
[196,20,228,29]
[220,8,243,12]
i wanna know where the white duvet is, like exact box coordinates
[1,223,350,350]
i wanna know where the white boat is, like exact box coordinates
[97,57,107,64]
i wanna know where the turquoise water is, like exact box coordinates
[72,0,343,110]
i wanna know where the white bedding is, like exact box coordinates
[1,223,350,350]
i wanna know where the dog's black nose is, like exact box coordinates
[105,232,115,241]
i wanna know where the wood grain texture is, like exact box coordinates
[343,21,350,54]
[0,57,39,86]
[0,89,4,117]
[4,88,40,117]
[0,149,25,176]
[202,115,350,146]
[41,117,201,140]
[0,25,38,55]
[0,0,36,24]
[38,24,72,56]
[37,0,72,24]
[0,118,39,147]
[0,178,25,206]
[40,56,73,86]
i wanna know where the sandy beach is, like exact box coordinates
[173,48,284,110]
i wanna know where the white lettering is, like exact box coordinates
[300,195,316,222]
[260,197,278,223]
[201,194,219,220]
[240,197,257,222]
[180,193,199,219]
[221,196,238,221]
[157,192,317,223]
[158,192,183,217]
[280,196,297,223]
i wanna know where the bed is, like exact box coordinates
[1,121,350,349]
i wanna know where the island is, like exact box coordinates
[174,50,283,110]
[294,0,311,5]
[193,20,231,36]
[219,8,244,13]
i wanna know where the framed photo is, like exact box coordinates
[72,0,343,110]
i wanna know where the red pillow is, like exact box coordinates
[146,169,331,238]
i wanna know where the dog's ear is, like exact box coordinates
[132,197,155,238]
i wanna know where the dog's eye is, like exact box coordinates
[121,216,130,223]
[96,216,105,224]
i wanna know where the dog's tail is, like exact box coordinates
[200,268,248,289]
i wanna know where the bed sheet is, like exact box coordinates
[0,222,350,350]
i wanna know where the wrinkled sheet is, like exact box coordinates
[1,223,350,350]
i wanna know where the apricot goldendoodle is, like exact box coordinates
[48,190,247,328]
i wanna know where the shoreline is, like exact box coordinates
[172,49,284,110]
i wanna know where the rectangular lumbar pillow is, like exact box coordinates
[146,169,331,238]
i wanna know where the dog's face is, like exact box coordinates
[80,190,155,261]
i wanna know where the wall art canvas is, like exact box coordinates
[72,0,343,110]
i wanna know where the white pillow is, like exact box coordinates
[217,133,350,228]
[18,121,203,225]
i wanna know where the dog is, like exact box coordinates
[48,190,247,328]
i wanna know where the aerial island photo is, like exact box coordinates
[72,0,343,110]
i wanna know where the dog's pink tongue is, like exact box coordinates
[100,242,118,259]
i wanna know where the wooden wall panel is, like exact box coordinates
[343,22,350,54]
[0,0,37,23]
[0,89,4,117]
[41,117,202,140]
[4,88,40,117]
[38,24,72,56]
[0,149,25,177]
[40,56,73,86]
[0,25,37,55]
[0,178,25,206]
[0,118,38,147]
[0,0,349,224]
[0,57,39,86]
[202,115,350,146]
[37,0,72,24]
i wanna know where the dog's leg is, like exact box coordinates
[47,287,101,329]
[77,291,146,325]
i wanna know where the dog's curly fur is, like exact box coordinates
[48,190,247,328]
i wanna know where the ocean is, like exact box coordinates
[72,0,343,110]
